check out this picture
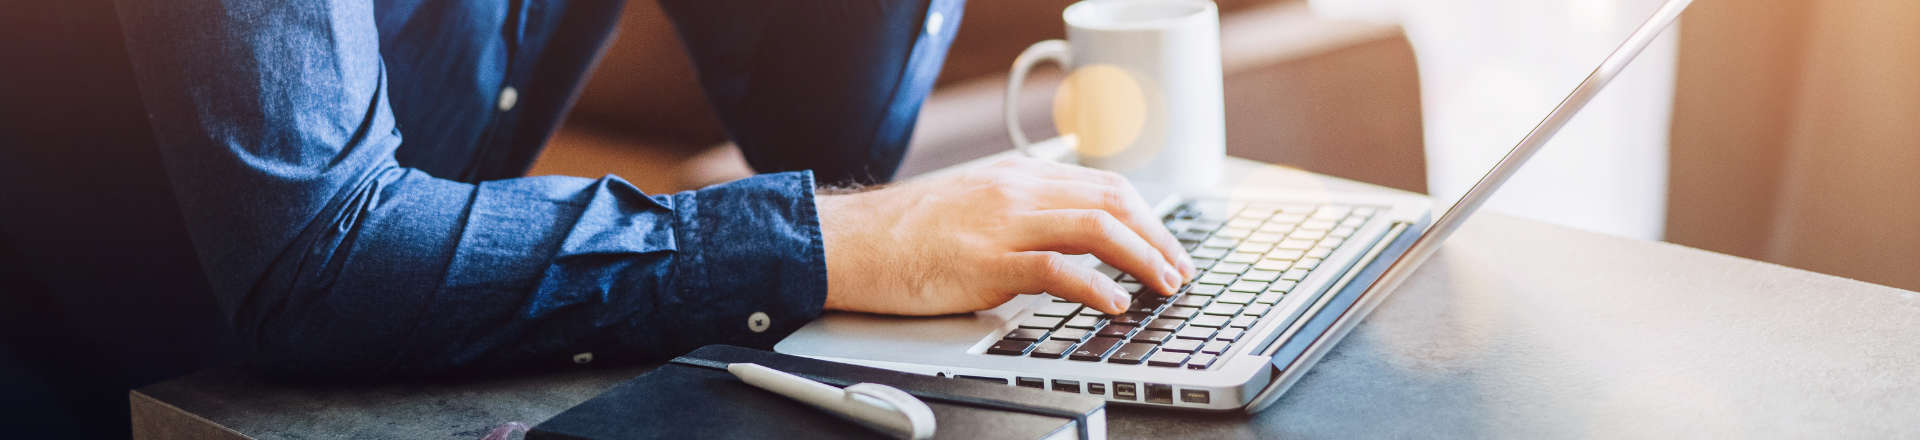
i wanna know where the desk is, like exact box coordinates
[131,159,1920,439]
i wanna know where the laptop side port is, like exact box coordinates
[1180,388,1211,404]
[1112,382,1138,401]
[1087,383,1107,396]
[1052,379,1081,393]
[1145,383,1175,404]
[1016,377,1046,388]
[954,375,1007,385]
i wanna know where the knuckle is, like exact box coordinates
[1075,210,1121,236]
[985,178,1022,201]
[1039,255,1077,280]
[1012,253,1065,280]
[1099,187,1133,214]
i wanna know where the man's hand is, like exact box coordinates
[816,158,1197,316]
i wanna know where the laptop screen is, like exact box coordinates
[1259,0,1693,377]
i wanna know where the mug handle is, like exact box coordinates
[1005,40,1071,157]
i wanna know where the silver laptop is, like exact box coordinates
[779,0,1692,412]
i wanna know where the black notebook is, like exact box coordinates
[529,345,1106,440]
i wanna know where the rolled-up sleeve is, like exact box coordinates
[111,0,825,377]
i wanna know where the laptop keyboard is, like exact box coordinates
[984,201,1376,370]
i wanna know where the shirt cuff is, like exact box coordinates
[662,171,828,350]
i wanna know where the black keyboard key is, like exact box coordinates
[1133,287,1173,301]
[1006,328,1050,341]
[1146,318,1186,332]
[1112,312,1152,325]
[1175,326,1216,340]
[1174,295,1211,308]
[987,339,1035,355]
[1131,329,1173,344]
[1162,306,1201,320]
[1130,292,1172,310]
[1200,340,1231,354]
[1050,328,1091,342]
[1108,342,1159,364]
[1070,337,1123,361]
[1018,316,1063,329]
[1128,301,1168,314]
[1216,328,1246,342]
[1029,340,1076,359]
[1186,353,1218,369]
[1064,316,1100,329]
[1190,315,1230,328]
[1147,350,1190,367]
[1097,323,1138,339]
[1163,339,1203,353]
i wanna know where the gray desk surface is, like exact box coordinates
[132,159,1920,439]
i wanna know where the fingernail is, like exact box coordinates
[1109,284,1133,314]
[1160,265,1183,294]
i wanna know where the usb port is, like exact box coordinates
[1087,383,1107,396]
[1145,383,1174,404]
[1015,377,1045,388]
[1180,389,1211,404]
[1113,382,1138,401]
[955,375,1006,385]
[1052,379,1081,393]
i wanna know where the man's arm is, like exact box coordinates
[112,0,824,377]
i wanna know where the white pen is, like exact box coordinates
[727,362,936,440]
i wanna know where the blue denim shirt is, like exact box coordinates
[102,0,964,378]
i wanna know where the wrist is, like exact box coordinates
[816,193,861,312]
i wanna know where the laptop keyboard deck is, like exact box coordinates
[984,201,1377,370]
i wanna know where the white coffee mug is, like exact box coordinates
[1005,0,1225,190]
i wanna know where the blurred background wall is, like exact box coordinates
[534,0,1920,291]
[1668,0,1920,290]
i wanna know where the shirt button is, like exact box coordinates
[496,86,519,112]
[572,352,593,364]
[926,11,945,36]
[747,312,771,333]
